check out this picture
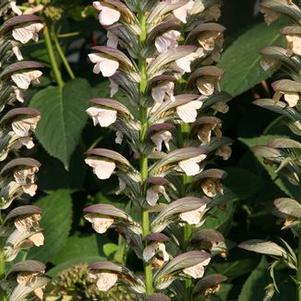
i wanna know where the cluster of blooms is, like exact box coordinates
[84,0,231,299]
[0,2,48,300]
[240,0,301,297]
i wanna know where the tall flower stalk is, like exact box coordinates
[84,0,231,299]
[0,1,48,300]
[239,1,301,300]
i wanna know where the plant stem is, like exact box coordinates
[43,25,64,88]
[297,229,301,301]
[51,28,75,80]
[138,4,153,294]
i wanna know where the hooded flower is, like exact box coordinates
[86,106,117,127]
[146,185,167,206]
[13,166,39,197]
[152,81,175,103]
[286,34,301,56]
[175,51,201,73]
[173,0,195,23]
[14,213,42,233]
[215,145,232,160]
[179,203,207,225]
[197,77,220,96]
[201,178,223,198]
[260,6,280,25]
[93,1,121,26]
[151,130,172,152]
[12,23,44,44]
[198,31,223,52]
[11,71,43,90]
[178,154,207,176]
[85,158,116,180]
[183,256,211,279]
[88,53,119,77]
[155,30,181,53]
[89,271,118,292]
[84,214,114,234]
[176,100,203,123]
[12,116,40,138]
[143,242,169,263]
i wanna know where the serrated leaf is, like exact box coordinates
[51,234,101,265]
[28,189,72,262]
[30,79,91,169]
[238,257,270,301]
[218,20,285,97]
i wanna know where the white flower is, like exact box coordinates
[88,53,119,77]
[152,81,175,103]
[10,1,22,15]
[175,52,198,73]
[109,78,119,97]
[85,214,114,234]
[12,23,44,44]
[90,272,118,291]
[155,30,181,53]
[173,0,195,23]
[260,7,280,25]
[115,131,123,144]
[197,79,216,96]
[86,107,117,127]
[13,137,35,150]
[284,92,300,107]
[11,70,43,90]
[14,167,39,196]
[143,242,169,262]
[146,185,166,206]
[93,1,121,26]
[183,257,211,279]
[176,100,203,123]
[151,130,172,152]
[85,158,116,180]
[14,214,41,233]
[178,154,207,176]
[179,204,207,225]
[286,35,301,56]
[12,46,23,61]
[201,179,223,198]
[198,32,222,52]
[107,31,119,48]
[12,116,40,137]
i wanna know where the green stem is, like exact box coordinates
[43,25,64,88]
[297,229,301,301]
[52,28,75,80]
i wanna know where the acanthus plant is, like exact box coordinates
[0,1,48,301]
[83,0,232,300]
[239,1,301,300]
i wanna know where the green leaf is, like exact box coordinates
[238,257,270,301]
[103,243,119,257]
[28,189,72,262]
[51,234,101,265]
[218,20,285,97]
[30,79,91,169]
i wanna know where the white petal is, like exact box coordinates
[89,54,119,77]
[179,154,207,176]
[155,30,181,53]
[29,233,44,247]
[96,272,118,291]
[143,243,157,262]
[86,107,117,127]
[22,184,37,196]
[93,1,102,10]
[146,187,160,206]
[183,260,210,279]
[11,71,43,90]
[152,82,175,103]
[175,51,198,73]
[176,100,203,123]
[85,215,114,233]
[107,31,119,48]
[197,79,215,96]
[284,92,299,107]
[10,1,22,15]
[13,87,25,103]
[99,6,121,26]
[85,159,116,180]
[173,0,195,23]
[12,46,23,61]
[179,205,206,225]
[12,23,44,44]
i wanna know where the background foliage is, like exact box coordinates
[15,0,296,300]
